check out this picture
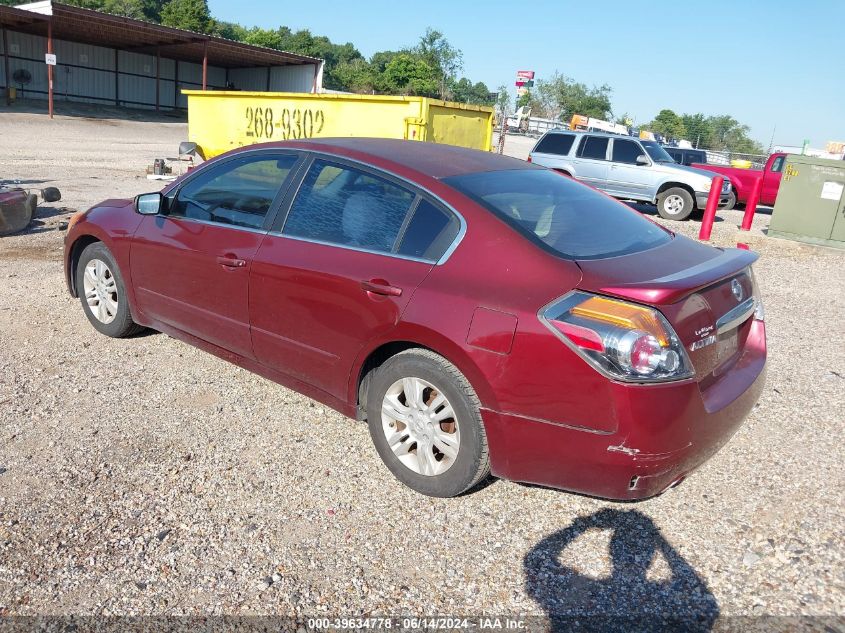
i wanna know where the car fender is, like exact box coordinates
[64,203,146,324]
[653,177,696,203]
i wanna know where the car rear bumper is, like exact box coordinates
[482,320,767,500]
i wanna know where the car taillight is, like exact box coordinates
[526,156,532,163]
[539,291,694,383]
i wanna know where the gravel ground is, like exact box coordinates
[1,108,844,628]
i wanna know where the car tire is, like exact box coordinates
[75,242,144,338]
[366,349,490,497]
[657,187,694,221]
[723,190,737,211]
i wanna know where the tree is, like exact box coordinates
[649,109,686,140]
[705,115,764,153]
[98,0,146,18]
[413,28,463,100]
[516,90,531,109]
[369,51,400,75]
[267,28,364,90]
[495,85,511,115]
[529,72,612,121]
[614,113,633,126]
[332,59,376,94]
[680,113,710,148]
[381,53,438,97]
[160,0,214,33]
[450,77,495,105]
[241,26,284,50]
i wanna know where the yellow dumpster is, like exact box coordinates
[184,90,495,159]
[730,159,753,169]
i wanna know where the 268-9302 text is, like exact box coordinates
[245,106,326,140]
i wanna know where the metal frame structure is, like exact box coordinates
[0,1,323,115]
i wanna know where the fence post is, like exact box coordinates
[698,176,723,241]
[497,110,507,155]
[741,175,763,231]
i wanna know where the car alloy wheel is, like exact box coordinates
[83,258,119,324]
[380,376,460,476]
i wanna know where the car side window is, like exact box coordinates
[577,136,609,160]
[534,133,576,156]
[611,139,643,164]
[283,160,416,253]
[397,199,460,260]
[770,156,785,173]
[170,154,297,229]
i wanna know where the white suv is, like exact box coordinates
[529,130,730,220]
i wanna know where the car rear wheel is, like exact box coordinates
[657,187,694,220]
[76,242,144,338]
[366,349,490,497]
[723,190,737,211]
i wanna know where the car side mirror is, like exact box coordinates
[636,155,650,166]
[135,192,163,215]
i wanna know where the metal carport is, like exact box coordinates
[0,0,323,116]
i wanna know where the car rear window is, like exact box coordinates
[533,133,575,156]
[443,169,671,260]
[689,151,706,164]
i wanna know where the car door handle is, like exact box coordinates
[216,255,247,268]
[360,279,402,297]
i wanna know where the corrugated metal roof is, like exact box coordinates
[1,1,322,69]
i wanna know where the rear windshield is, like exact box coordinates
[533,133,576,156]
[443,169,671,260]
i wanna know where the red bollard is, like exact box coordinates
[741,175,764,231]
[698,175,723,241]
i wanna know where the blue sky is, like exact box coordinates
[209,0,844,148]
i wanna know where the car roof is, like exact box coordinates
[541,130,631,139]
[252,138,536,179]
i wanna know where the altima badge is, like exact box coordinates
[731,278,743,302]
[690,334,717,351]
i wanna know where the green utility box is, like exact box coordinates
[769,154,845,249]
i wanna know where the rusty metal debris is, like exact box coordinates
[0,182,62,236]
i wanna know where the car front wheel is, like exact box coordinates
[657,187,694,220]
[75,242,143,338]
[367,349,490,497]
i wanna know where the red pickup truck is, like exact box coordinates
[691,152,786,209]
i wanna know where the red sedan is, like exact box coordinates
[63,139,767,499]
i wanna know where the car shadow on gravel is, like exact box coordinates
[524,508,719,632]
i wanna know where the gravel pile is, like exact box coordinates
[1,114,843,625]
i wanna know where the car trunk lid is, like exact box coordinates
[575,235,759,380]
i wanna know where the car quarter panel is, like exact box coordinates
[378,187,628,434]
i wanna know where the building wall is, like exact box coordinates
[1,29,317,110]
[0,29,6,91]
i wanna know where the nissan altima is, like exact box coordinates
[64,138,766,498]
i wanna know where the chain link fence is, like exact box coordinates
[701,150,768,169]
